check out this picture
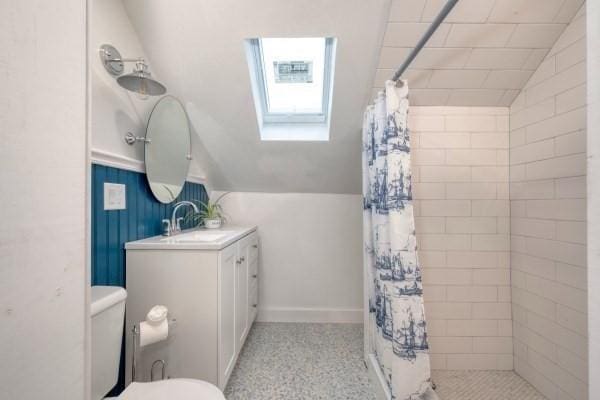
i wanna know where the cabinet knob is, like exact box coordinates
[252,244,258,249]
[252,274,257,278]
[252,304,257,308]
[240,256,245,262]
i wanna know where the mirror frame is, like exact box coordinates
[144,95,192,204]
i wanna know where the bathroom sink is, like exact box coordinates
[125,226,257,251]
[161,231,231,243]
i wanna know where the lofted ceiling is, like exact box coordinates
[373,0,585,106]
[121,0,583,194]
[123,0,389,194]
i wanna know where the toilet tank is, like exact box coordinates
[91,286,127,400]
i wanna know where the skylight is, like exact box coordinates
[245,37,336,141]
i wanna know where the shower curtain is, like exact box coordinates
[362,80,432,399]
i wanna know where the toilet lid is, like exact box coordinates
[118,379,225,400]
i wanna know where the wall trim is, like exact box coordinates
[91,148,144,173]
[257,307,362,324]
[91,148,206,184]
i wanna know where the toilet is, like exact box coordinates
[91,286,226,400]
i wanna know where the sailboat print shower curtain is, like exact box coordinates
[362,80,432,399]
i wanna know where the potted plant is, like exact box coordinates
[185,192,229,229]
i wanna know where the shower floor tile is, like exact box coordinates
[432,370,547,400]
[225,322,547,400]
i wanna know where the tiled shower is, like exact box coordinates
[370,4,589,399]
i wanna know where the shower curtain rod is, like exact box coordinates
[391,0,460,83]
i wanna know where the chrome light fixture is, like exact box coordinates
[99,44,167,98]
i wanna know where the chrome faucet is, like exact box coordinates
[162,201,199,236]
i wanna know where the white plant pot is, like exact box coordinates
[204,218,222,229]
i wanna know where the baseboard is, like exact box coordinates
[257,307,362,323]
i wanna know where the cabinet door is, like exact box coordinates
[235,239,249,350]
[218,244,237,388]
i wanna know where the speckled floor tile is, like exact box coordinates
[224,322,376,400]
[431,370,547,400]
[225,323,547,400]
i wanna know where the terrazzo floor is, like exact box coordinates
[224,322,547,400]
[224,322,375,400]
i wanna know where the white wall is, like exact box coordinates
[90,0,206,183]
[0,1,87,399]
[587,0,599,399]
[509,7,588,400]
[90,0,153,164]
[410,107,512,370]
[122,0,390,194]
[214,192,363,323]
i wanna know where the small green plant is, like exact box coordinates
[184,192,229,227]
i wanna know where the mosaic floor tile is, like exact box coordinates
[225,323,547,400]
[432,370,547,400]
[224,322,375,400]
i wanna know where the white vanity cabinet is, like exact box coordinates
[124,227,258,390]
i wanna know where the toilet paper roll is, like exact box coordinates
[139,318,168,347]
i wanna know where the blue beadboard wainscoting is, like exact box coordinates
[92,163,208,286]
[91,163,208,394]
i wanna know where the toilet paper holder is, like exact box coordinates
[131,318,177,382]
[151,359,166,382]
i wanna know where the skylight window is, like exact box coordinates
[245,37,336,141]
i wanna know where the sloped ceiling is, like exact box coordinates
[373,0,584,106]
[123,0,583,194]
[123,0,390,194]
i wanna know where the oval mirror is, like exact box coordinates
[145,96,191,203]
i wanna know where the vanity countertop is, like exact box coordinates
[125,225,257,251]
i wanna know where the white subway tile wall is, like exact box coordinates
[411,106,512,370]
[376,0,585,106]
[509,7,587,400]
